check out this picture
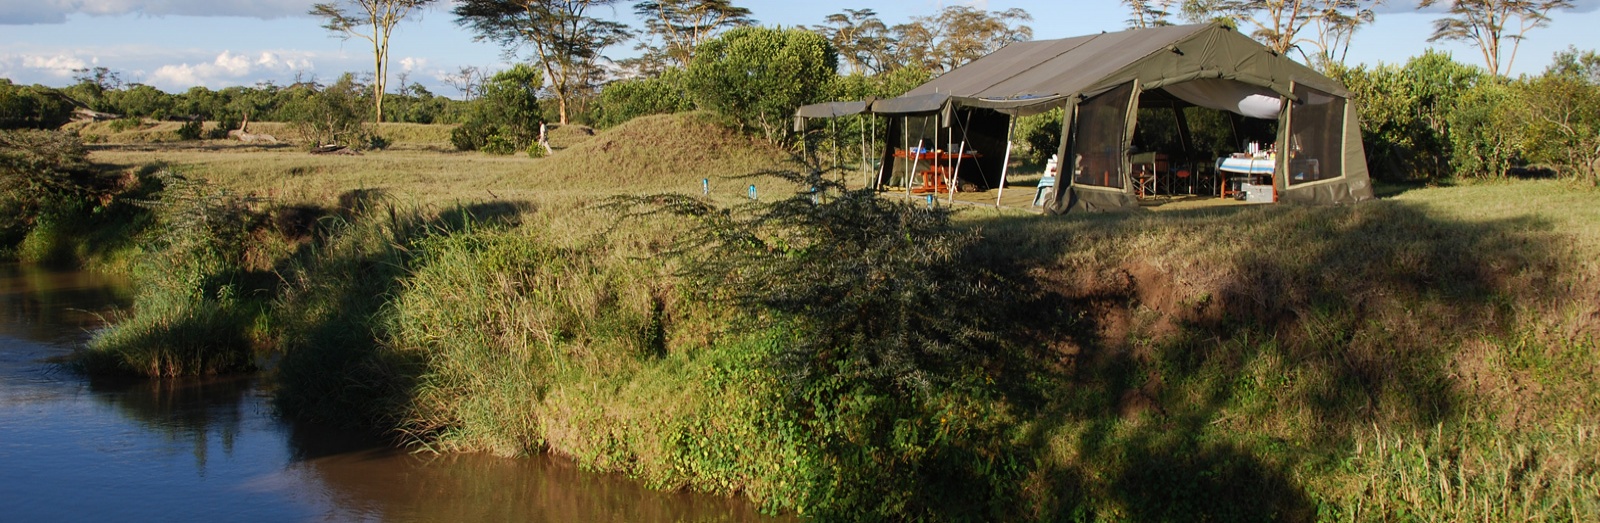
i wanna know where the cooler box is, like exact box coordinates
[1240,182,1275,203]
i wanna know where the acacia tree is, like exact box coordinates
[1124,0,1182,28]
[892,6,1033,74]
[454,0,631,124]
[1417,0,1574,76]
[1305,0,1383,71]
[1205,0,1317,55]
[311,0,435,125]
[633,1,754,68]
[813,9,893,74]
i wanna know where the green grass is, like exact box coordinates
[45,112,1600,519]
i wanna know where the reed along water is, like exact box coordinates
[0,263,778,522]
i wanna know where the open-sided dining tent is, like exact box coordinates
[795,22,1374,213]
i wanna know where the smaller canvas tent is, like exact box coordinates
[796,23,1374,213]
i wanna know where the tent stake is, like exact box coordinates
[996,116,1015,207]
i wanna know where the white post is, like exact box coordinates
[996,116,1016,207]
[907,139,924,200]
[948,140,966,203]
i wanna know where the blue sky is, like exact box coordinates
[1,1,1595,97]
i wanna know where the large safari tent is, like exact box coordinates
[795,22,1374,213]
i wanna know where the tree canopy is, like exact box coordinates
[311,0,435,126]
[631,0,755,73]
[1417,0,1574,76]
[454,0,631,124]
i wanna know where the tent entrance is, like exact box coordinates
[1063,78,1287,210]
[881,109,1011,194]
[1133,85,1280,200]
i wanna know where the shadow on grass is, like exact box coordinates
[967,197,1572,520]
[271,192,534,430]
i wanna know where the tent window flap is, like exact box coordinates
[1072,82,1135,189]
[1287,84,1345,186]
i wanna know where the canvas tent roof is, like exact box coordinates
[839,23,1348,117]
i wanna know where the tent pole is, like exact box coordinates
[949,139,965,203]
[934,113,947,197]
[904,117,913,199]
[996,116,1015,207]
[869,116,877,188]
[860,114,868,187]
[831,117,839,179]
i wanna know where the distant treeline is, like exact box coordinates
[0,72,472,129]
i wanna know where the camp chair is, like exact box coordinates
[1034,154,1059,206]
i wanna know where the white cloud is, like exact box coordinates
[149,50,317,88]
[21,53,90,75]
[399,56,427,72]
[1,0,315,25]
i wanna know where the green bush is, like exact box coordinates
[107,116,144,133]
[481,133,517,155]
[209,114,239,140]
[284,73,373,149]
[1513,48,1600,185]
[1015,108,1062,164]
[176,120,204,141]
[0,129,97,245]
[1446,79,1519,179]
[450,65,544,151]
[76,170,261,377]
[449,121,493,152]
[1330,51,1485,181]
[0,80,74,130]
[686,27,839,146]
[622,172,1031,518]
[592,68,694,129]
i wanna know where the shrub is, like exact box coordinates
[284,73,373,149]
[592,68,694,129]
[108,116,144,133]
[0,80,74,130]
[0,129,99,244]
[1513,48,1600,185]
[209,114,240,140]
[1330,51,1485,181]
[450,65,544,152]
[1015,108,1062,164]
[76,170,262,377]
[176,120,204,141]
[481,133,517,155]
[1447,79,1519,179]
[619,171,1031,518]
[686,27,839,146]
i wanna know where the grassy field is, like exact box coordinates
[58,113,1600,520]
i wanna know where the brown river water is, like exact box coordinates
[0,263,780,522]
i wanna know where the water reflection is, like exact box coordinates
[0,264,782,522]
[0,263,130,344]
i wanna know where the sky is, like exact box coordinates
[1,0,1596,97]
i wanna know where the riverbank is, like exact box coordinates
[10,116,1598,520]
